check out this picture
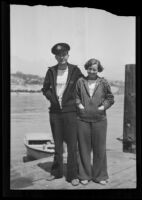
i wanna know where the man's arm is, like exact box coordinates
[41,69,51,99]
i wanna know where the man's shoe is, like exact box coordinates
[46,174,56,181]
[80,180,89,185]
[99,180,107,185]
[71,179,80,186]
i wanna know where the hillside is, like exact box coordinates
[11,71,44,92]
[11,71,124,94]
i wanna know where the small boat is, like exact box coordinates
[24,133,55,160]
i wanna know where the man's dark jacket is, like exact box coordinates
[42,63,83,113]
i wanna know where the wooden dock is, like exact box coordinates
[10,150,136,190]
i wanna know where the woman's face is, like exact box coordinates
[87,64,98,78]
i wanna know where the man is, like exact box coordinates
[42,43,83,186]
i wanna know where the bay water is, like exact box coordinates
[11,93,124,167]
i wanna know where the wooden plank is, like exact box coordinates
[108,160,136,175]
[10,151,136,190]
[115,180,136,189]
[106,165,136,189]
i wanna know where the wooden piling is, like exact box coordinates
[123,64,136,153]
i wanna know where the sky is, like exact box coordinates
[10,5,136,81]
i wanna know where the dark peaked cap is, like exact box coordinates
[51,43,70,55]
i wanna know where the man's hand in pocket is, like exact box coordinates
[78,104,85,109]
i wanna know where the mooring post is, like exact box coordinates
[123,64,136,153]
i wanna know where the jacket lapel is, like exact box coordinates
[66,63,74,85]
[83,76,101,98]
[50,65,58,93]
[92,77,101,97]
[60,63,74,96]
[82,78,91,97]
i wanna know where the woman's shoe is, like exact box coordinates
[71,178,80,186]
[80,180,89,185]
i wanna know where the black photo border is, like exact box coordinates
[2,0,141,199]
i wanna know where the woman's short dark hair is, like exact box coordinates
[84,58,104,72]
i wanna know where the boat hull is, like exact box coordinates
[24,144,54,160]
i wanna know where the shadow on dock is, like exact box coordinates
[23,156,36,163]
[37,161,52,173]
[37,161,67,176]
[11,176,33,189]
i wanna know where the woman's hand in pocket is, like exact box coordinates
[98,105,105,111]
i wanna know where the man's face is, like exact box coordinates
[55,52,69,65]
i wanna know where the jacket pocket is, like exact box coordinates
[77,107,86,116]
[85,105,105,118]
[79,107,86,112]
[96,107,105,115]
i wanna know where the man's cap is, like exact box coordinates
[51,43,70,55]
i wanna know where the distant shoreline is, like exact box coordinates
[11,72,124,95]
[11,90,123,95]
[11,90,42,93]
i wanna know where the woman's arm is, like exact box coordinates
[101,78,115,110]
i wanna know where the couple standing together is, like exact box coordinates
[42,43,114,186]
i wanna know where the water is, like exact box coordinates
[11,92,124,167]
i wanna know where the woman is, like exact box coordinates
[76,58,114,185]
